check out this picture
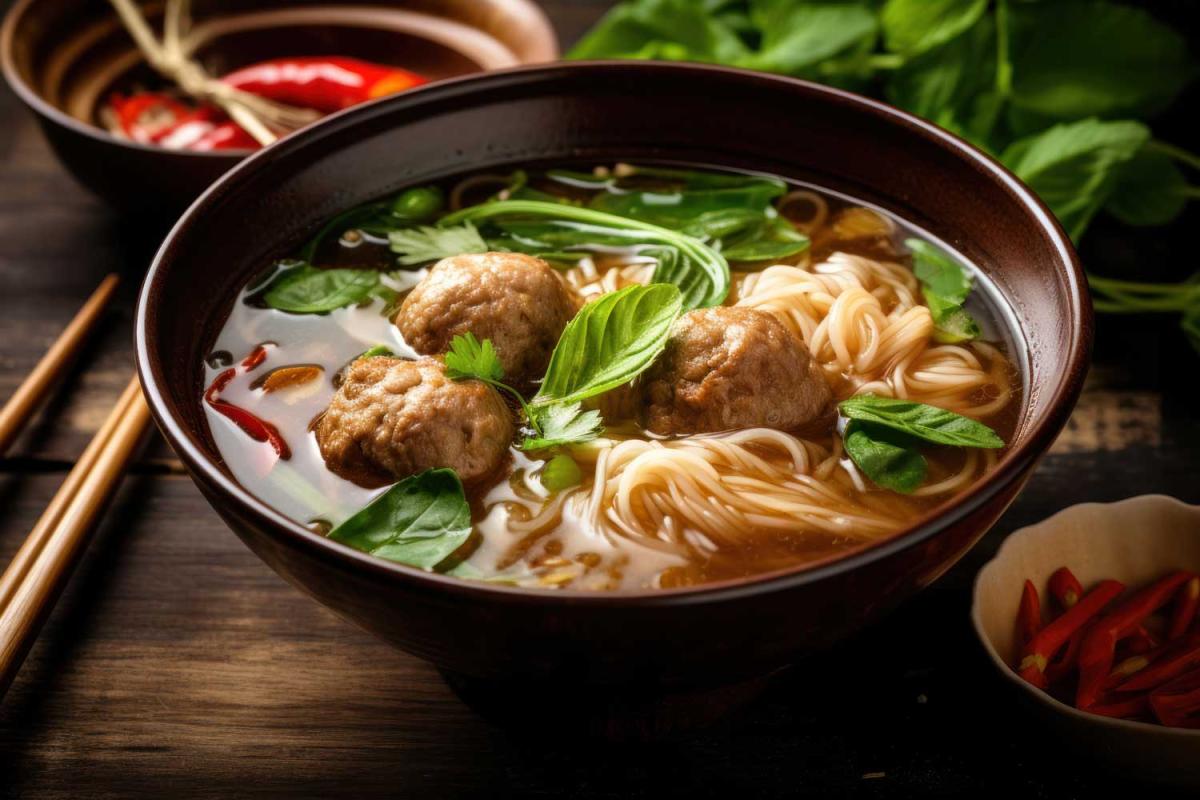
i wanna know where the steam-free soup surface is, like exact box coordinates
[204,164,1022,590]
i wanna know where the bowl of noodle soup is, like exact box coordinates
[136,62,1090,724]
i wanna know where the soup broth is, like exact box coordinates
[204,164,1023,590]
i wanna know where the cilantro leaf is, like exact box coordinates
[444,333,505,382]
[388,222,488,266]
[523,403,604,450]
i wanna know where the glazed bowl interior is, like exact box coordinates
[135,62,1091,695]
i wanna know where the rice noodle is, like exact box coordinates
[502,230,1014,583]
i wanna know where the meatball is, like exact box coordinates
[316,356,513,486]
[641,307,832,435]
[395,252,578,388]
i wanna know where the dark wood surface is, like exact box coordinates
[1,2,1198,797]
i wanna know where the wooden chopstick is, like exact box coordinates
[0,376,152,699]
[0,275,120,457]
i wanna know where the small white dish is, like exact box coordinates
[973,495,1200,785]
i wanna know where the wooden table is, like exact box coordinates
[1,2,1197,796]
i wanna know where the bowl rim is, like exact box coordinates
[971,494,1200,738]
[0,0,558,161]
[135,60,1093,606]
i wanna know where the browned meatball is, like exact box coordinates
[641,307,832,435]
[395,252,578,388]
[316,356,513,486]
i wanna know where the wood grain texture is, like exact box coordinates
[1,1,1198,797]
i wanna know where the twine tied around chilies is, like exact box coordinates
[105,0,321,145]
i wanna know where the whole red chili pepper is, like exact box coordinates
[1076,571,1196,709]
[1017,580,1041,648]
[221,56,426,113]
[1168,577,1200,640]
[1018,579,1126,689]
[109,91,195,143]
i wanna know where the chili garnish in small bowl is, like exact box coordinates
[973,496,1200,786]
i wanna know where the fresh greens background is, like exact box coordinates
[570,0,1200,351]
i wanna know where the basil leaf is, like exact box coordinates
[523,403,604,450]
[907,238,972,304]
[329,468,472,570]
[905,238,979,342]
[388,222,489,266]
[263,264,381,314]
[1105,147,1190,228]
[839,394,1004,449]
[924,292,981,344]
[744,1,878,75]
[1002,119,1149,242]
[881,0,987,57]
[1007,1,1195,122]
[442,200,729,310]
[886,14,999,148]
[843,421,928,495]
[535,283,683,406]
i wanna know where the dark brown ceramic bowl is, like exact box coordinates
[135,62,1091,732]
[0,0,556,213]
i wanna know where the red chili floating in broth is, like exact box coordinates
[220,56,427,113]
[203,345,290,459]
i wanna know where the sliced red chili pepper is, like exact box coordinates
[220,56,426,113]
[1088,692,1151,720]
[1044,631,1083,684]
[209,399,291,459]
[1018,579,1125,689]
[1168,577,1200,640]
[204,345,289,458]
[1017,579,1041,648]
[1048,567,1083,609]
[1116,632,1200,693]
[1148,669,1200,728]
[1076,571,1196,710]
[1125,625,1162,656]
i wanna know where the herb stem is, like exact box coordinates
[866,53,905,70]
[1149,140,1200,173]
[995,0,1013,98]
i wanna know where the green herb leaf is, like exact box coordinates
[924,293,981,344]
[881,0,987,57]
[905,238,979,342]
[1104,147,1190,228]
[358,344,395,359]
[523,403,604,450]
[886,14,999,148]
[1006,1,1196,123]
[328,468,472,570]
[536,283,683,407]
[907,238,972,304]
[444,333,505,383]
[388,222,488,266]
[567,0,750,63]
[839,394,1004,449]
[1002,118,1149,242]
[744,1,878,75]
[442,200,729,310]
[539,454,584,492]
[843,421,928,494]
[263,264,381,314]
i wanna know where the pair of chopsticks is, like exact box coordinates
[0,276,153,699]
